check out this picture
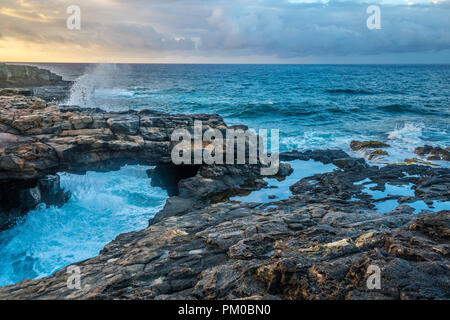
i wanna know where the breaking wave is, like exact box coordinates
[387,122,424,146]
[0,165,167,287]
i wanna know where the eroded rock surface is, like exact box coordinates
[0,88,33,97]
[0,149,448,300]
[1,60,448,300]
[0,92,448,299]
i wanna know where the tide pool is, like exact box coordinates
[230,159,336,203]
[356,181,450,213]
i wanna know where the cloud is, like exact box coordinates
[0,0,449,61]
[197,1,450,57]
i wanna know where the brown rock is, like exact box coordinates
[368,149,388,160]
[350,140,390,151]
[415,145,450,161]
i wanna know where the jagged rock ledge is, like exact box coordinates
[0,144,448,299]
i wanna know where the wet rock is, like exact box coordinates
[37,175,70,207]
[0,149,448,299]
[278,162,293,177]
[0,95,228,182]
[408,211,449,243]
[0,95,448,300]
[332,157,368,170]
[106,114,139,135]
[280,149,350,163]
[415,145,450,161]
[147,164,201,196]
[151,196,195,223]
[350,140,390,151]
[368,150,388,160]
[177,164,265,201]
[396,158,439,167]
[0,175,70,230]
[18,186,42,210]
[1,197,447,299]
[0,94,293,230]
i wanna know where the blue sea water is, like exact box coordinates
[41,63,450,165]
[0,63,449,286]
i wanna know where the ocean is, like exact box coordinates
[0,63,448,286]
[35,63,450,165]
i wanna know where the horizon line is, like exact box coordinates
[2,61,449,65]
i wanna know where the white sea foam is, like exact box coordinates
[351,122,423,166]
[0,165,167,287]
[93,88,134,98]
[382,122,450,168]
[387,122,424,146]
[280,131,350,152]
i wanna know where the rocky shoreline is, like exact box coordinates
[0,69,448,299]
[0,77,291,228]
[0,145,448,299]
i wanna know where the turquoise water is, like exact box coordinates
[230,159,336,203]
[0,165,167,286]
[361,183,415,199]
[354,179,450,214]
[1,63,449,287]
[374,199,450,214]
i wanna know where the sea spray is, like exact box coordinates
[387,122,424,147]
[66,64,133,109]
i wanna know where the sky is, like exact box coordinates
[0,0,449,63]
